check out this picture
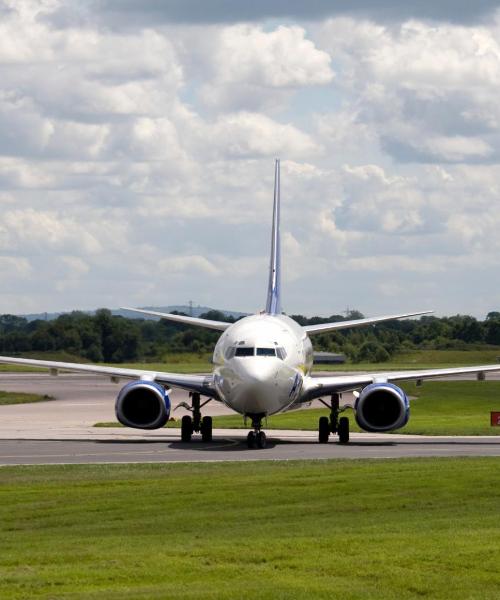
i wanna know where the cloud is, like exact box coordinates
[315,18,500,164]
[1,2,500,318]
[199,25,333,111]
[204,112,320,159]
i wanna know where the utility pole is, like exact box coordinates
[188,300,193,316]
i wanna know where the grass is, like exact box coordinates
[109,353,212,374]
[0,364,46,373]
[0,459,499,599]
[318,349,500,371]
[95,381,500,436]
[0,391,53,405]
[114,349,500,374]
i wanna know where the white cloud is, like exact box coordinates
[205,112,320,158]
[315,17,500,163]
[0,3,499,317]
[200,24,333,111]
[158,255,220,276]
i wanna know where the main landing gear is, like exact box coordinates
[179,392,213,443]
[246,414,267,449]
[318,393,350,444]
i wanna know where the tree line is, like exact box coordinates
[0,309,499,364]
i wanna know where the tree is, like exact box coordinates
[355,341,390,363]
[485,319,500,345]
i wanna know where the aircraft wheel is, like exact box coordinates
[256,431,267,449]
[318,416,330,443]
[181,415,193,442]
[338,416,349,444]
[201,416,213,442]
[247,431,256,449]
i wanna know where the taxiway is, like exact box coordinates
[0,373,499,465]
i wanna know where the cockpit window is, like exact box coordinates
[225,346,236,360]
[256,347,276,357]
[235,347,254,357]
[276,347,287,360]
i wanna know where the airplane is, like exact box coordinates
[2,159,500,449]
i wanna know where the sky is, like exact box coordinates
[1,1,500,318]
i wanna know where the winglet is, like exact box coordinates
[265,159,282,315]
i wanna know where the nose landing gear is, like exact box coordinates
[318,393,350,444]
[177,392,213,443]
[246,414,267,449]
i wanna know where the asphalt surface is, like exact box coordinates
[0,373,499,465]
[1,434,500,465]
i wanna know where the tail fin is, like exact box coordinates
[265,159,282,315]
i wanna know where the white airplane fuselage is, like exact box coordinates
[212,314,313,416]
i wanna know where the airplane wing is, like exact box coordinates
[302,363,500,401]
[120,307,232,331]
[0,356,217,397]
[303,310,433,335]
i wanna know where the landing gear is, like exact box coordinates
[256,431,267,449]
[181,415,193,442]
[177,393,212,443]
[317,393,350,444]
[246,414,267,449]
[318,416,330,443]
[338,416,349,444]
[201,416,213,443]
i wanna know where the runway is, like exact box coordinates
[0,373,499,465]
[1,433,500,465]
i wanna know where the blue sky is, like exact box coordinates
[1,1,500,318]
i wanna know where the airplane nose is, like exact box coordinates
[236,359,277,384]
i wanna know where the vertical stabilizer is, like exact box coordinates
[265,159,282,315]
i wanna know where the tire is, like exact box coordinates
[247,431,256,449]
[318,416,330,443]
[256,431,267,449]
[201,416,213,443]
[338,416,349,444]
[181,415,193,442]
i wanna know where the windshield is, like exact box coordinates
[256,347,276,357]
[235,347,255,357]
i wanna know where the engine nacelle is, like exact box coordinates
[115,380,170,430]
[355,382,409,432]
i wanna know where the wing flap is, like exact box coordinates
[0,356,217,397]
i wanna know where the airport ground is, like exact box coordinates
[1,373,499,598]
[0,373,500,464]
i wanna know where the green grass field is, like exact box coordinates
[95,381,500,436]
[116,349,500,373]
[0,459,499,599]
[0,391,53,405]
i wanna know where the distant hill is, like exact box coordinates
[21,305,249,322]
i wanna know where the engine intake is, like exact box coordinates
[115,380,170,430]
[355,382,409,432]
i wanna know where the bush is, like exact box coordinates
[354,341,390,363]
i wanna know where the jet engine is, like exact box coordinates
[354,382,409,432]
[115,380,170,429]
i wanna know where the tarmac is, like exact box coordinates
[0,373,499,466]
